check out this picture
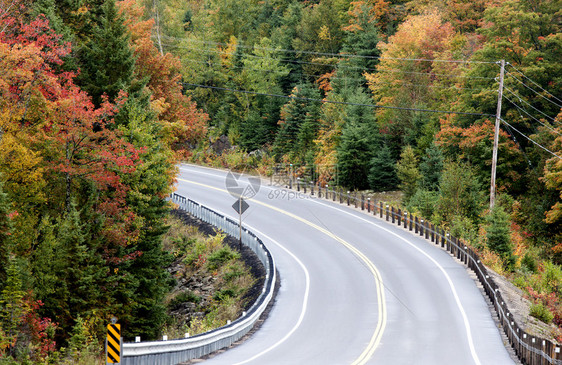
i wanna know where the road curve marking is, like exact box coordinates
[230,227,310,365]
[306,196,483,365]
[177,177,386,365]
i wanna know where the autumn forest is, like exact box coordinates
[0,0,561,362]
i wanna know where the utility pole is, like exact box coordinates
[490,59,505,210]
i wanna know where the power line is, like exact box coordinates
[182,82,494,117]
[504,71,562,109]
[180,57,489,92]
[503,122,533,167]
[503,95,562,136]
[164,41,496,80]
[504,86,558,123]
[506,63,562,104]
[500,118,562,159]
[158,34,497,64]
[179,57,368,83]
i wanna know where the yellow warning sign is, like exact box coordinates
[106,324,121,364]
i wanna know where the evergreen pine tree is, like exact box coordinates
[396,145,421,203]
[486,205,516,271]
[77,0,135,106]
[273,84,321,160]
[0,177,13,285]
[368,145,398,191]
[336,91,379,189]
[117,101,175,340]
[0,256,26,356]
[419,144,444,191]
[337,122,378,190]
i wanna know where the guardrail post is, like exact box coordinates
[361,194,365,210]
[409,215,413,231]
[354,192,358,208]
[441,228,445,247]
[404,212,408,230]
[425,221,429,239]
[431,224,435,242]
[397,208,401,226]
[391,206,395,223]
[446,233,450,252]
[385,205,389,221]
[297,179,300,191]
[333,189,336,201]
[414,216,419,234]
[318,186,322,198]
[380,202,383,218]
[367,198,371,213]
[311,183,315,196]
[420,219,424,236]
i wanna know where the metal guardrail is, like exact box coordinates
[121,193,276,365]
[281,176,562,365]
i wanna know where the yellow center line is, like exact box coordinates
[177,178,387,364]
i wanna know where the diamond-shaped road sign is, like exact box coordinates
[232,198,249,215]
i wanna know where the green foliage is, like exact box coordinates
[419,144,444,191]
[542,262,562,294]
[0,256,26,356]
[273,83,321,161]
[436,160,483,225]
[337,121,378,190]
[169,291,201,309]
[368,145,398,192]
[0,177,12,283]
[77,0,135,106]
[207,247,240,271]
[450,216,478,246]
[396,146,421,203]
[407,189,439,220]
[530,302,554,324]
[522,253,538,273]
[486,205,516,271]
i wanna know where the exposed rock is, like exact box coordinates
[211,135,231,155]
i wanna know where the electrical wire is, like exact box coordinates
[503,122,533,167]
[179,57,488,91]
[179,57,368,83]
[504,86,558,123]
[500,118,562,159]
[182,82,494,117]
[506,63,562,104]
[503,95,562,136]
[504,71,562,109]
[162,41,497,80]
[158,34,497,64]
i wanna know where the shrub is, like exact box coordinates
[207,247,239,271]
[169,291,201,309]
[521,253,538,273]
[530,302,554,324]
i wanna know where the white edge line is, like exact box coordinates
[202,209,311,365]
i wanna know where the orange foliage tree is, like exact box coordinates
[436,118,522,191]
[118,0,207,158]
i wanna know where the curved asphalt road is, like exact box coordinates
[176,164,513,365]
